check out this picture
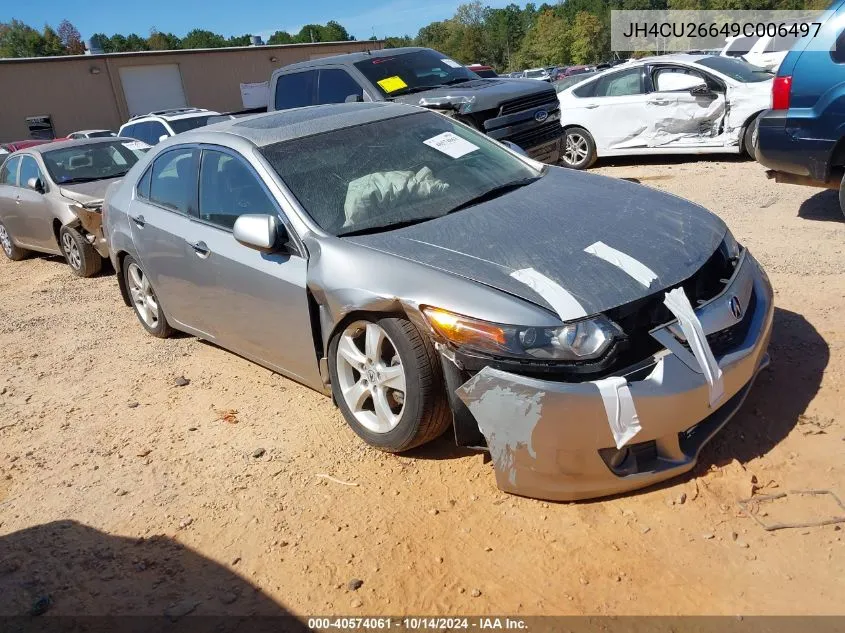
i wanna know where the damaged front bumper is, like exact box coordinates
[456,252,774,501]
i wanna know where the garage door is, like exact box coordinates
[119,64,187,117]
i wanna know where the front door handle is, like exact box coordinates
[648,99,670,105]
[14,196,21,205]
[584,104,599,109]
[129,214,145,227]
[188,240,210,257]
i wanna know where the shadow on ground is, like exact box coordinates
[0,520,311,630]
[694,307,827,476]
[798,189,843,223]
[594,153,749,170]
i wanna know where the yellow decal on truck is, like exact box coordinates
[377,76,408,93]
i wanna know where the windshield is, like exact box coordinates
[42,140,146,184]
[696,56,772,82]
[554,71,598,92]
[354,49,479,97]
[259,111,541,236]
[168,116,213,134]
[525,69,547,78]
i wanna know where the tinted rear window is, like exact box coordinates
[274,71,317,110]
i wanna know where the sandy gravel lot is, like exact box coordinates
[1,156,844,619]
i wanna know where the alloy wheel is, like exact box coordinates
[335,321,407,434]
[0,224,11,257]
[127,262,160,329]
[61,231,82,270]
[563,132,589,167]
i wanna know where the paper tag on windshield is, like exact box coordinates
[423,132,479,159]
[377,76,408,93]
[441,58,462,69]
[122,140,151,151]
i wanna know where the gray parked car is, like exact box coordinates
[0,138,148,276]
[102,102,773,501]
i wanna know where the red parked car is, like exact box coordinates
[1,139,52,153]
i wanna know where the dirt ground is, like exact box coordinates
[1,156,844,619]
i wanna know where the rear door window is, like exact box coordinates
[120,124,138,141]
[1,157,21,186]
[274,71,318,110]
[149,148,199,215]
[593,68,644,97]
[316,69,364,104]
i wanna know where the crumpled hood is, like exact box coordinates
[60,177,122,207]
[392,78,557,112]
[345,168,726,320]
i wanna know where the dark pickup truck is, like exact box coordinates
[268,47,563,163]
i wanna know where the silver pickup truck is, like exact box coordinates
[268,47,563,163]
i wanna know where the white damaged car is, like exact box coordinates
[556,54,773,168]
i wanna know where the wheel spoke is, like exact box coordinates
[343,379,370,412]
[380,364,405,393]
[372,387,397,428]
[337,335,366,368]
[364,323,384,361]
[128,265,143,291]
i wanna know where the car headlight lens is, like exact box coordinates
[422,307,620,362]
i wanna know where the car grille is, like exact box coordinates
[507,120,564,149]
[499,92,557,116]
[606,242,739,368]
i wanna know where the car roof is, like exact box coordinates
[72,129,112,134]
[179,102,420,148]
[123,109,219,125]
[277,47,431,72]
[20,137,135,155]
[626,54,709,66]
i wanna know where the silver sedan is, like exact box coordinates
[0,138,148,276]
[102,103,773,501]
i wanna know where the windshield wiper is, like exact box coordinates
[338,216,440,237]
[59,177,104,184]
[388,85,443,97]
[444,177,541,215]
[440,77,473,86]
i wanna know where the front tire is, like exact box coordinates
[59,225,102,277]
[123,255,173,338]
[329,317,451,452]
[838,173,845,220]
[0,220,29,261]
[561,126,597,170]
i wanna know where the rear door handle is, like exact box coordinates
[648,99,670,105]
[188,240,210,257]
[584,104,599,109]
[129,214,145,227]
[14,196,21,205]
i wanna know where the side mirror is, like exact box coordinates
[233,214,286,252]
[158,134,169,143]
[690,83,713,97]
[27,177,45,194]
[344,94,364,103]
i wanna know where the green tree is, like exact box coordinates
[40,26,66,56]
[294,24,325,43]
[227,34,253,46]
[321,20,351,41]
[570,11,604,63]
[182,29,226,48]
[268,30,293,44]
[0,20,43,57]
[90,33,113,52]
[147,29,181,50]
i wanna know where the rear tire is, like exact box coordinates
[0,220,29,261]
[123,255,173,338]
[561,127,597,170]
[838,173,845,220]
[743,114,760,159]
[329,316,452,452]
[59,225,102,278]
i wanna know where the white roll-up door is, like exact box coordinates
[119,64,187,116]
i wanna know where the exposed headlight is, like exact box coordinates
[422,307,620,362]
[722,228,740,260]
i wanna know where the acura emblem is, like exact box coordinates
[534,110,549,123]
[729,296,743,319]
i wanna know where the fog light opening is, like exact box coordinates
[608,447,630,469]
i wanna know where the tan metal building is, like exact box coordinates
[0,40,383,142]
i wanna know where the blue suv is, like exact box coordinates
[756,1,845,214]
